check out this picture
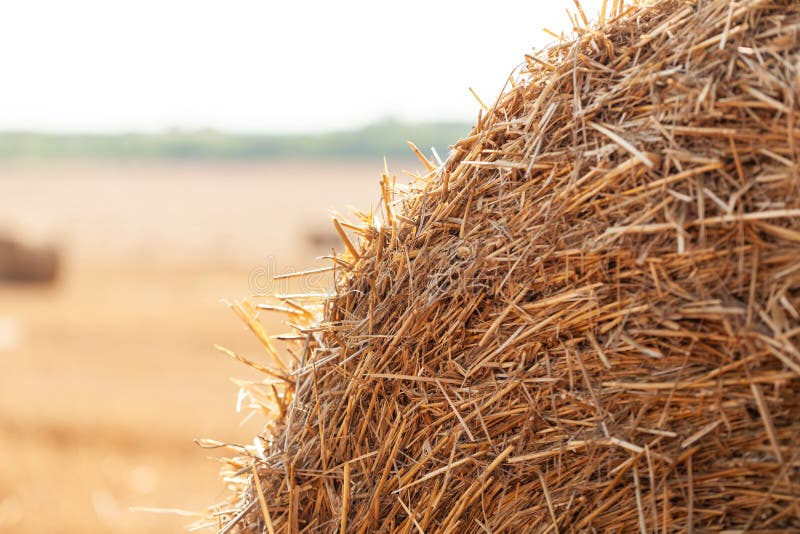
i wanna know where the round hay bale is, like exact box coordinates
[209,0,800,531]
[0,236,59,284]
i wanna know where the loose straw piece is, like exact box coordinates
[252,467,276,534]
[340,462,350,534]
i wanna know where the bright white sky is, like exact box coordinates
[0,0,605,133]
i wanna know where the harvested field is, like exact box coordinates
[0,160,392,533]
[211,1,800,532]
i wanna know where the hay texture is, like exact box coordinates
[205,0,800,531]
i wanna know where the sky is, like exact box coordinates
[0,0,606,133]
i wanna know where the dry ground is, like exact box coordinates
[0,159,411,533]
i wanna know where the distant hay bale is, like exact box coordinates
[0,236,59,284]
[205,1,800,531]
[301,227,341,252]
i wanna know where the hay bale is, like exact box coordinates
[0,235,59,284]
[207,1,800,531]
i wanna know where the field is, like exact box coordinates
[0,159,406,532]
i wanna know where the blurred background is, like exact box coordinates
[0,0,604,532]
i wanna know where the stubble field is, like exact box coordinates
[0,159,406,532]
